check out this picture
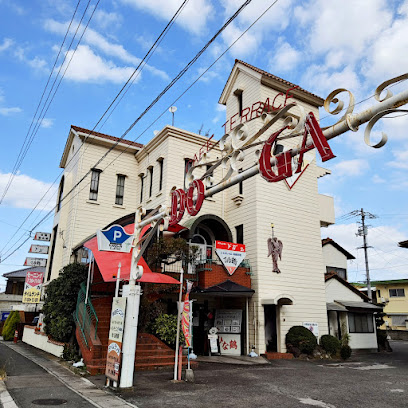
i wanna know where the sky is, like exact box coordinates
[1,0,408,291]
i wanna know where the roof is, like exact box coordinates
[3,266,46,279]
[322,238,356,260]
[194,279,254,297]
[398,240,408,248]
[71,125,143,148]
[334,300,383,312]
[355,279,408,286]
[220,59,324,105]
[325,273,369,301]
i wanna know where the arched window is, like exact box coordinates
[57,176,64,212]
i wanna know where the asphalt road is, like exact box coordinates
[0,342,94,408]
[101,341,408,408]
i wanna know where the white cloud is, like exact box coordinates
[0,107,22,116]
[331,159,369,177]
[216,104,226,112]
[372,174,386,184]
[121,0,214,36]
[39,118,54,129]
[13,46,48,72]
[44,19,169,80]
[0,171,57,210]
[0,38,13,52]
[93,10,123,30]
[197,67,220,83]
[60,45,138,84]
[388,146,408,170]
[220,23,259,58]
[269,40,302,72]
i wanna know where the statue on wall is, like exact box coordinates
[267,224,283,274]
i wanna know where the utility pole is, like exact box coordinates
[355,208,377,302]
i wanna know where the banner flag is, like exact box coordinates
[181,281,193,347]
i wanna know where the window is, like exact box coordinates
[326,266,347,281]
[377,289,381,299]
[348,312,374,333]
[115,175,125,205]
[389,288,405,297]
[158,158,164,191]
[206,164,213,187]
[139,174,144,203]
[89,169,101,201]
[234,89,243,116]
[391,315,408,326]
[148,166,154,197]
[184,159,193,190]
[236,224,244,244]
[238,169,243,195]
[57,176,64,212]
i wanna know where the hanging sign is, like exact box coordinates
[215,241,246,275]
[97,224,133,253]
[29,244,49,255]
[34,232,51,241]
[106,297,127,382]
[24,257,47,267]
[22,271,44,303]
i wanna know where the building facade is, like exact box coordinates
[47,60,336,355]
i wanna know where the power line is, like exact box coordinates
[0,0,83,205]
[0,0,255,261]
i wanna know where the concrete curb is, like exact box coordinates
[2,341,139,408]
[0,379,19,408]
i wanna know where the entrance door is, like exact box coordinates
[264,305,277,352]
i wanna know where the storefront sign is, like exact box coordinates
[215,310,242,356]
[22,271,44,304]
[106,297,127,382]
[97,225,133,253]
[215,241,246,275]
[34,232,51,241]
[24,257,47,267]
[303,322,319,338]
[181,282,193,347]
[29,244,49,255]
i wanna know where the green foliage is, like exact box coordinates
[340,345,352,360]
[320,335,341,355]
[43,263,88,343]
[2,311,21,341]
[285,326,317,355]
[62,341,81,362]
[138,284,166,332]
[150,314,184,348]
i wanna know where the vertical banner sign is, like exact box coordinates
[215,241,246,275]
[106,297,127,382]
[181,281,193,347]
[22,272,44,303]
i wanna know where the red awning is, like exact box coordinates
[84,223,180,285]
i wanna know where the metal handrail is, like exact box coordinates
[73,282,99,348]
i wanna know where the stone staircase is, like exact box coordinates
[76,296,195,375]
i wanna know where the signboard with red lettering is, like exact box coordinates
[22,271,44,304]
[29,244,49,255]
[215,241,246,275]
[215,309,242,356]
[24,257,47,267]
[105,297,126,382]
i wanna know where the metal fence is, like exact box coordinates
[73,282,98,348]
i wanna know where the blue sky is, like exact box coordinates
[1,0,408,290]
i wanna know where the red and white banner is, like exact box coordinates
[22,271,44,304]
[181,281,193,348]
[215,241,246,275]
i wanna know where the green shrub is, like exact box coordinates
[43,263,87,343]
[320,334,341,355]
[2,311,21,341]
[340,345,352,360]
[286,326,317,355]
[150,314,184,348]
[62,341,81,362]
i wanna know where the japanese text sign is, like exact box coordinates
[215,240,246,275]
[22,271,44,304]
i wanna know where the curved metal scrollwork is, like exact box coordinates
[375,73,408,102]
[323,88,356,131]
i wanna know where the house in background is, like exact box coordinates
[322,238,382,350]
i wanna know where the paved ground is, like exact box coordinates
[1,340,408,408]
[92,341,408,408]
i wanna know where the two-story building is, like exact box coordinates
[45,60,338,367]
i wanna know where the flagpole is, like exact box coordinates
[173,267,184,381]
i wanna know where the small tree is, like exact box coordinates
[43,263,87,343]
[2,311,21,341]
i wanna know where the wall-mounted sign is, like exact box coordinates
[29,244,49,255]
[106,297,127,382]
[34,232,51,241]
[24,257,47,267]
[22,271,44,304]
[303,322,319,338]
[215,241,246,275]
[97,225,133,253]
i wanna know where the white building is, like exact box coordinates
[47,60,337,356]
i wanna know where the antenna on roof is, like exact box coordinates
[169,106,177,126]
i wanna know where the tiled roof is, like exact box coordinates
[235,59,324,103]
[325,273,369,301]
[3,266,46,279]
[322,237,355,260]
[71,125,143,149]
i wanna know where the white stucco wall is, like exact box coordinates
[322,244,348,270]
[23,326,64,357]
